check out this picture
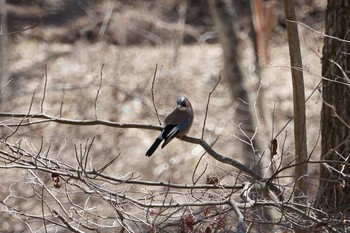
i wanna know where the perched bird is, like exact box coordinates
[146,96,194,157]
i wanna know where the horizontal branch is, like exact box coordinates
[0,112,283,200]
[0,163,244,191]
[0,112,258,176]
[92,171,244,190]
[0,112,160,130]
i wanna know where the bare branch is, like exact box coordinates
[94,64,104,119]
[151,63,163,125]
[289,19,350,44]
[40,64,48,113]
[59,89,65,118]
[202,75,221,139]
[0,112,161,130]
[0,79,11,97]
[52,210,84,233]
[0,110,284,201]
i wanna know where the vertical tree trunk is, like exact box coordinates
[283,0,309,204]
[0,0,8,111]
[208,0,262,168]
[209,2,276,229]
[316,0,350,214]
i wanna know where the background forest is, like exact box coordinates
[2,0,348,232]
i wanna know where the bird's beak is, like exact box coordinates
[178,105,186,111]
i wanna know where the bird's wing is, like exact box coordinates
[161,116,191,148]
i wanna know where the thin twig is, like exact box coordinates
[5,89,37,141]
[41,64,48,113]
[59,89,65,118]
[52,210,84,233]
[84,137,95,172]
[95,64,104,119]
[201,75,221,139]
[41,174,48,233]
[0,79,11,97]
[328,59,350,85]
[151,64,163,125]
[95,153,121,174]
[192,136,220,185]
[289,19,350,44]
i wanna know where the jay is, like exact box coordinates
[146,96,194,157]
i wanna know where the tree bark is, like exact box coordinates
[283,0,309,204]
[316,0,350,214]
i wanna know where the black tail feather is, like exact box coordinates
[146,138,162,157]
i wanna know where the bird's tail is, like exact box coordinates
[146,138,162,157]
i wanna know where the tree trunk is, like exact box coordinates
[283,0,308,204]
[0,0,8,84]
[0,0,8,111]
[316,0,350,214]
[208,0,263,171]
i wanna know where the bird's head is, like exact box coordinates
[177,96,190,111]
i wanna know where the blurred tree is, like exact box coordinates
[316,0,350,215]
[0,0,8,111]
[208,0,263,170]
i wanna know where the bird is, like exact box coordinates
[146,96,194,157]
